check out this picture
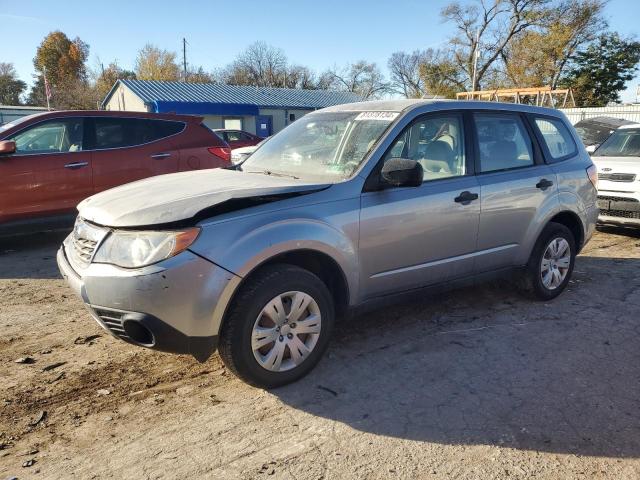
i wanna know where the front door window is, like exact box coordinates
[9,118,83,154]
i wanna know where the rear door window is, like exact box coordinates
[533,117,577,161]
[93,118,185,149]
[473,113,534,173]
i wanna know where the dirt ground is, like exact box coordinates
[1,227,640,479]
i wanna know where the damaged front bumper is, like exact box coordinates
[57,241,241,361]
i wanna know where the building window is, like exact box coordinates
[224,118,242,130]
[289,113,296,122]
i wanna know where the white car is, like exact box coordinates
[591,124,640,227]
[231,138,269,165]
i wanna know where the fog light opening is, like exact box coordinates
[123,320,155,347]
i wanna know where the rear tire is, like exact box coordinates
[218,264,334,389]
[519,222,576,301]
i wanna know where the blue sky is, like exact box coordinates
[1,0,639,101]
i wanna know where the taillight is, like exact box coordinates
[208,146,231,162]
[587,164,598,189]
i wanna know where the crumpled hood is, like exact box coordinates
[78,168,328,227]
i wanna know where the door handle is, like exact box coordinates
[64,161,89,170]
[151,152,171,159]
[536,178,554,190]
[454,191,479,205]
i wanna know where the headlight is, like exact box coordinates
[231,152,246,164]
[93,228,200,268]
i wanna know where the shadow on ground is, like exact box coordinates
[0,230,69,279]
[275,255,640,458]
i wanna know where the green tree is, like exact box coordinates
[94,62,136,102]
[0,63,27,105]
[29,31,90,108]
[564,33,640,106]
[135,44,181,81]
[418,50,466,98]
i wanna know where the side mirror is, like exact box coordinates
[585,144,599,155]
[381,158,423,187]
[0,140,16,155]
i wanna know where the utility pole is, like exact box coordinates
[182,37,188,82]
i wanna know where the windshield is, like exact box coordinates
[241,111,397,181]
[595,128,640,157]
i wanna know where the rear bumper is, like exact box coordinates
[57,244,240,361]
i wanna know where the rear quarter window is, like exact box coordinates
[93,118,185,149]
[534,117,577,162]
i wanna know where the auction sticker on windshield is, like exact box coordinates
[355,111,399,121]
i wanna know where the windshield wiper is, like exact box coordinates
[245,169,300,180]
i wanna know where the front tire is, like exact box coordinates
[218,264,334,388]
[519,222,576,301]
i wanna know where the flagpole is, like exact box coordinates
[43,66,51,111]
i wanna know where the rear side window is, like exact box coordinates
[534,117,577,161]
[93,118,184,149]
[474,113,534,173]
[226,131,242,142]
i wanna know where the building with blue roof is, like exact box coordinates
[102,79,361,136]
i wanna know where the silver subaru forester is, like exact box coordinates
[58,100,599,388]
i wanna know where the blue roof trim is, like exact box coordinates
[104,79,361,111]
[152,101,259,116]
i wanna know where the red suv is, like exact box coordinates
[0,110,231,233]
[214,129,263,149]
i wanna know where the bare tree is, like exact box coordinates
[324,61,389,99]
[388,50,428,98]
[442,0,550,90]
[222,41,288,87]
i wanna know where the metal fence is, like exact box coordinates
[560,105,640,125]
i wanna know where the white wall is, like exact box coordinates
[561,105,640,124]
[103,84,149,112]
[258,108,313,134]
[201,115,257,134]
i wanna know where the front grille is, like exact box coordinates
[68,218,108,267]
[598,196,639,203]
[93,308,129,340]
[600,210,640,220]
[598,173,636,182]
[72,237,97,263]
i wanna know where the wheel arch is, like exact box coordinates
[548,210,585,252]
[217,249,351,334]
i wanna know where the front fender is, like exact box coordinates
[190,199,361,305]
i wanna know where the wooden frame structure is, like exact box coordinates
[456,87,576,108]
